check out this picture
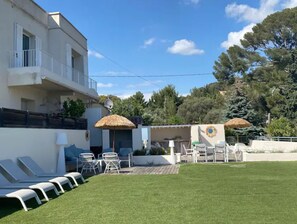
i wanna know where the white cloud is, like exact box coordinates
[167,39,204,56]
[88,50,104,59]
[183,0,200,5]
[225,0,279,23]
[116,92,152,101]
[142,38,156,48]
[101,71,131,76]
[221,23,256,49]
[97,82,114,88]
[127,80,163,88]
[282,0,297,8]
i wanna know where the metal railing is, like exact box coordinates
[271,137,297,142]
[9,49,97,91]
[0,107,87,130]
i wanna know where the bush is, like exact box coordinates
[266,117,297,137]
[149,147,166,155]
[63,98,86,118]
[133,149,147,156]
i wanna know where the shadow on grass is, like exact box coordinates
[0,197,40,218]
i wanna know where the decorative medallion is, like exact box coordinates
[206,126,217,138]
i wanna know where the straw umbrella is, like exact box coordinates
[224,118,252,142]
[94,114,136,151]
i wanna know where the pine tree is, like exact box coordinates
[225,80,259,125]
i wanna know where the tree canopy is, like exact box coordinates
[97,7,297,137]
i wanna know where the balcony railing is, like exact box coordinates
[0,107,87,130]
[9,49,97,92]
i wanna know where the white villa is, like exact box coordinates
[0,0,98,112]
[0,0,101,172]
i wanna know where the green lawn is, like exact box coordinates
[1,162,297,223]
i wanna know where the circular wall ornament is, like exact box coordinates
[206,126,217,138]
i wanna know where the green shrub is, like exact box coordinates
[133,149,147,156]
[63,98,86,118]
[266,117,297,137]
[149,147,166,155]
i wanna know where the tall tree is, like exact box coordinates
[148,85,183,124]
[225,81,259,125]
[213,7,297,122]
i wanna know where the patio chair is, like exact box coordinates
[181,144,194,162]
[195,144,208,162]
[17,156,85,187]
[214,144,226,162]
[0,188,41,211]
[118,148,133,167]
[97,148,113,159]
[0,159,73,193]
[79,153,100,175]
[225,143,242,162]
[0,172,59,201]
[102,152,121,173]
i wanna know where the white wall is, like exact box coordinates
[85,107,102,147]
[243,152,297,161]
[133,125,143,151]
[0,128,89,172]
[250,140,297,152]
[102,130,110,150]
[192,124,225,146]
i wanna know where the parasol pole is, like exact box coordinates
[113,129,115,152]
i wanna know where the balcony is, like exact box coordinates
[8,49,98,99]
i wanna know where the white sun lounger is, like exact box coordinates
[0,159,73,193]
[17,156,85,187]
[0,188,41,211]
[0,173,59,201]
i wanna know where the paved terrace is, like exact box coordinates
[107,165,180,175]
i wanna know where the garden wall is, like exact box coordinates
[0,128,89,172]
[133,154,181,166]
[250,140,297,152]
[243,152,297,162]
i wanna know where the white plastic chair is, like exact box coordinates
[214,144,226,162]
[226,143,242,162]
[181,144,194,162]
[195,144,208,162]
[103,152,121,173]
[79,153,100,175]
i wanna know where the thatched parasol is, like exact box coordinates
[94,114,136,151]
[224,118,252,142]
[224,118,251,128]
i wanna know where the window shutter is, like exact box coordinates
[14,23,23,67]
[35,36,42,66]
[66,43,72,80]
[83,55,88,87]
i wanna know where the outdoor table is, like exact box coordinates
[95,159,103,173]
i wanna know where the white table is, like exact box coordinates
[95,159,103,173]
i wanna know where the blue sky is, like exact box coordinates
[35,0,297,100]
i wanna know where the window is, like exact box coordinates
[21,98,35,112]
[22,34,30,66]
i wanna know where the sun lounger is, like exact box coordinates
[17,156,85,187]
[0,188,41,211]
[0,172,59,201]
[0,159,73,193]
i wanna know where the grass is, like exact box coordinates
[1,162,297,223]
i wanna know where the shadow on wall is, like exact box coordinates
[199,135,212,146]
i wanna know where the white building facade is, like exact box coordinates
[0,0,101,172]
[0,0,98,113]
